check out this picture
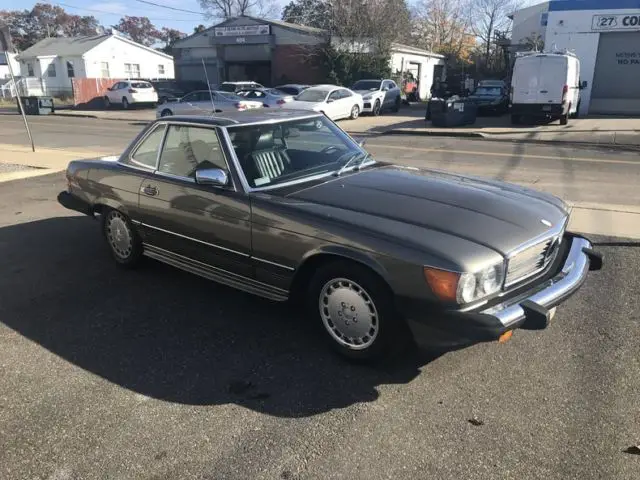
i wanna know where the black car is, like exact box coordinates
[467,86,509,115]
[151,80,186,105]
[58,110,602,361]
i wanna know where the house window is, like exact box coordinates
[124,63,140,78]
[66,61,75,78]
[47,63,56,77]
[27,63,34,76]
[158,64,165,75]
[100,62,110,78]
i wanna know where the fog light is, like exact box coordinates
[498,330,513,343]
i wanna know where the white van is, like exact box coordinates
[510,52,586,125]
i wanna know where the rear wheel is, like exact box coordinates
[161,109,173,117]
[102,209,143,268]
[307,261,406,361]
[349,105,360,120]
[560,110,569,125]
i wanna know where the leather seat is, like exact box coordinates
[250,132,291,182]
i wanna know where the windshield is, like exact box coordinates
[227,116,373,189]
[266,88,286,96]
[296,89,328,102]
[473,87,502,96]
[352,80,381,91]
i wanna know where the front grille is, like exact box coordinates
[364,102,371,108]
[505,236,560,287]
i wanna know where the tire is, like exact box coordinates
[372,100,381,116]
[571,101,580,119]
[102,209,143,268]
[104,96,110,109]
[392,97,400,113]
[510,114,520,125]
[307,260,406,361]
[122,97,129,110]
[349,105,360,120]
[560,111,569,125]
[160,109,173,117]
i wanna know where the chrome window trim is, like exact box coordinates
[252,256,295,271]
[120,123,167,171]
[222,112,322,128]
[152,123,237,191]
[221,114,370,193]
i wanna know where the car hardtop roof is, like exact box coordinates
[306,84,343,91]
[156,109,323,128]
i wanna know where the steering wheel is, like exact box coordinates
[320,145,343,155]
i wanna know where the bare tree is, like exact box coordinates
[468,0,519,69]
[411,0,474,60]
[199,0,277,20]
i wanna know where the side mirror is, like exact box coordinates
[580,81,588,89]
[382,86,389,92]
[326,98,335,103]
[195,168,229,187]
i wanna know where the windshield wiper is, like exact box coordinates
[334,151,372,176]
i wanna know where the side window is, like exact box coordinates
[382,81,392,90]
[158,125,227,179]
[181,92,197,102]
[328,90,340,101]
[340,89,352,98]
[129,125,166,169]
[388,81,397,89]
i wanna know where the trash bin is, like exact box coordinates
[425,98,445,120]
[430,97,477,127]
[17,96,55,115]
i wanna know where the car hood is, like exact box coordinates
[285,165,569,256]
[282,101,321,111]
[469,95,501,102]
[354,90,381,97]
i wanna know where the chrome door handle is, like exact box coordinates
[142,185,158,196]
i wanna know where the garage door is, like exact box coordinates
[591,32,640,114]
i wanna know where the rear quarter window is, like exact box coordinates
[132,82,152,88]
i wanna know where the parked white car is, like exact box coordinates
[104,80,158,109]
[351,79,402,115]
[156,90,263,118]
[282,85,364,121]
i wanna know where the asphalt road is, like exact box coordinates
[2,113,640,210]
[0,171,639,477]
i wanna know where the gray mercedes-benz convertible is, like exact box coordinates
[58,110,602,361]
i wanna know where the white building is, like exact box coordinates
[389,43,446,100]
[17,33,174,95]
[511,0,640,115]
[0,52,20,79]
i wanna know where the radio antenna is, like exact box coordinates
[202,58,216,116]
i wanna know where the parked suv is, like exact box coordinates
[104,80,158,109]
[351,79,401,115]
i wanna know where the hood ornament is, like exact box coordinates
[541,219,552,227]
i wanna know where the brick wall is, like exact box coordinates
[272,44,326,85]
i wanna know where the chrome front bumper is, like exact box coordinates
[481,235,602,328]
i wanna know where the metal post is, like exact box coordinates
[7,59,35,152]
[202,58,216,116]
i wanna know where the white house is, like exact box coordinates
[389,43,446,100]
[17,32,174,95]
[0,51,20,79]
[510,0,640,115]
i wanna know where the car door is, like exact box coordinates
[323,89,343,119]
[337,89,355,118]
[137,123,253,277]
[107,82,123,103]
[382,80,396,107]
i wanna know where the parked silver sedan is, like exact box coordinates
[156,90,263,118]
[235,87,295,108]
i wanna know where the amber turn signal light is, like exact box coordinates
[498,330,513,343]
[423,267,460,302]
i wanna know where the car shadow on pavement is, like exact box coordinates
[0,215,453,417]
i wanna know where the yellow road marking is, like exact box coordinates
[365,143,640,166]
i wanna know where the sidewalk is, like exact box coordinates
[0,144,108,183]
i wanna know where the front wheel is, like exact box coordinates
[307,261,406,361]
[372,100,381,116]
[102,209,143,268]
[160,109,173,117]
[560,111,569,125]
[104,96,111,109]
[349,105,360,120]
[122,97,130,109]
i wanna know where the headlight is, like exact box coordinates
[424,263,504,304]
[363,95,371,100]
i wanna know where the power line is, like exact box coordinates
[55,2,203,22]
[133,0,203,15]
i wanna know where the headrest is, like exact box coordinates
[254,131,275,151]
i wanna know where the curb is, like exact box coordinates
[379,128,640,152]
[52,112,152,123]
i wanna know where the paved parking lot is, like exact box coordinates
[1,169,639,478]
